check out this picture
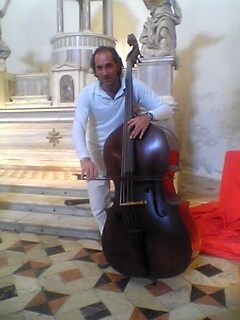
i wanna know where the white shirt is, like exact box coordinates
[72,76,172,160]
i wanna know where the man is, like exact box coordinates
[72,46,172,236]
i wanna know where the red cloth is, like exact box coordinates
[219,151,240,227]
[190,151,240,260]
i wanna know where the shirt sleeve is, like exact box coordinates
[133,79,173,121]
[72,88,91,160]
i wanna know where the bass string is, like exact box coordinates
[119,46,140,229]
[120,179,139,227]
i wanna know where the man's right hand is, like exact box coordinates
[80,158,98,180]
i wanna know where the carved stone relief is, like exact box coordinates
[60,74,74,103]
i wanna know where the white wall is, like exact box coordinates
[2,0,240,178]
[2,0,56,73]
[173,1,240,178]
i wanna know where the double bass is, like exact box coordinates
[102,35,200,278]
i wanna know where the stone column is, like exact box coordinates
[57,0,64,33]
[82,0,91,30]
[103,0,113,36]
[79,0,84,30]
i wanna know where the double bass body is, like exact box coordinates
[102,123,193,278]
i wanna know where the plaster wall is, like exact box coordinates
[1,0,240,178]
[173,1,240,179]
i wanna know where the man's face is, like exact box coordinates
[94,51,120,87]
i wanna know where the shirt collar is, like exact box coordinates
[94,76,126,99]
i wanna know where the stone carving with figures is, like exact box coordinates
[140,0,182,58]
[60,75,74,103]
[0,0,11,69]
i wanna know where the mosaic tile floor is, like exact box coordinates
[0,168,240,319]
[0,230,240,320]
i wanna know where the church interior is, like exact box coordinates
[0,1,240,319]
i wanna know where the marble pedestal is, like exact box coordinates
[137,56,178,132]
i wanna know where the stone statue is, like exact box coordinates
[139,0,182,58]
[0,0,11,70]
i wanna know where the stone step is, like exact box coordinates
[0,168,113,239]
[4,102,52,109]
[0,192,91,217]
[6,95,51,108]
[0,183,88,197]
[0,209,99,240]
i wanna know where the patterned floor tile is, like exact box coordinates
[0,254,8,268]
[0,284,17,301]
[14,274,41,296]
[96,289,134,318]
[130,307,169,320]
[225,283,240,316]
[71,248,108,269]
[124,278,169,311]
[94,272,130,293]
[45,246,65,256]
[145,280,173,297]
[58,238,84,251]
[54,308,85,320]
[196,264,223,277]
[54,289,107,318]
[191,284,226,307]
[14,260,51,278]
[0,231,19,249]
[168,304,208,320]
[59,268,82,283]
[153,285,191,311]
[1,311,26,320]
[1,252,27,276]
[24,289,69,316]
[77,239,101,251]
[19,232,40,243]
[7,240,40,254]
[80,301,111,320]
[195,304,239,320]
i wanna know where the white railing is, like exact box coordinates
[51,32,116,68]
[15,73,49,97]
